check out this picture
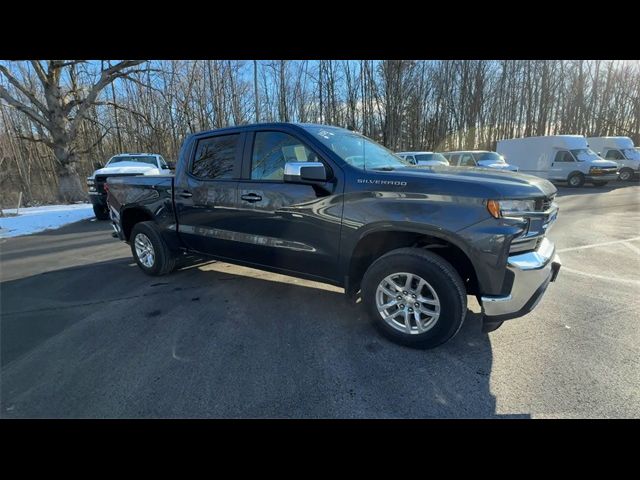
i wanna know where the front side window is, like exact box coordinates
[405,155,416,164]
[459,153,476,167]
[554,150,574,163]
[303,126,410,170]
[251,131,317,181]
[191,134,240,180]
[158,156,169,169]
[605,149,625,161]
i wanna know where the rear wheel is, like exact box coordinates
[361,248,467,349]
[93,203,109,220]
[130,221,176,276]
[567,172,585,188]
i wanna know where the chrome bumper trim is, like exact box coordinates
[481,238,561,318]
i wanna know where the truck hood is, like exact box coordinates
[390,165,557,198]
[588,159,619,168]
[92,162,160,177]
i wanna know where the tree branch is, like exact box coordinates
[0,64,50,120]
[0,84,51,129]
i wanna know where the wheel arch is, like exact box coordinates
[345,225,479,298]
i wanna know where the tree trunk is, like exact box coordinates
[55,147,84,202]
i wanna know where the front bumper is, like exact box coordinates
[585,173,618,182]
[481,237,561,325]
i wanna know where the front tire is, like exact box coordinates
[619,168,634,182]
[93,203,109,220]
[361,248,467,349]
[567,172,585,188]
[130,221,176,276]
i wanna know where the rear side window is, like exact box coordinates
[191,134,240,179]
[605,149,624,160]
[251,131,317,181]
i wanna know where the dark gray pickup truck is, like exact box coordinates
[107,123,561,348]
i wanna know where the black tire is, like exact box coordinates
[93,203,110,220]
[130,221,176,276]
[361,247,467,349]
[618,168,634,182]
[592,181,608,187]
[567,172,585,188]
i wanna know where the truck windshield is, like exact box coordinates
[474,152,505,163]
[108,155,158,166]
[570,149,599,162]
[304,127,410,170]
[622,148,640,160]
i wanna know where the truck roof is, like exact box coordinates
[187,122,350,139]
[396,151,436,155]
[586,136,634,149]
[442,150,492,154]
[498,135,588,149]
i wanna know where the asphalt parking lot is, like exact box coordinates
[1,182,639,418]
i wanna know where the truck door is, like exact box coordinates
[233,129,344,282]
[550,150,575,180]
[173,131,245,258]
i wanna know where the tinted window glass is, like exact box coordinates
[108,155,158,166]
[251,131,316,181]
[192,134,240,179]
[459,154,476,166]
[554,151,574,162]
[605,149,624,160]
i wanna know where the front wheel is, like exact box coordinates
[619,168,634,182]
[93,203,110,220]
[567,172,585,188]
[361,248,467,349]
[130,221,176,276]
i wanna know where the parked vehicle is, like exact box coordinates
[586,136,640,181]
[497,135,618,187]
[87,153,171,219]
[107,123,561,349]
[396,151,449,166]
[441,150,519,172]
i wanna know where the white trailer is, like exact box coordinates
[586,136,640,181]
[496,135,619,187]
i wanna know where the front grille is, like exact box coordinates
[536,194,556,212]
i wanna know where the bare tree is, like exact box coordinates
[0,60,147,201]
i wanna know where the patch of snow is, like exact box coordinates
[0,203,95,238]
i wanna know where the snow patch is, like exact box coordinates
[0,203,95,238]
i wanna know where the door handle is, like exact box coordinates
[241,193,262,203]
[179,191,193,198]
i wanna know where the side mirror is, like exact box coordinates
[284,162,328,183]
[166,161,176,170]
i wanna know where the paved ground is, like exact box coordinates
[1,182,639,418]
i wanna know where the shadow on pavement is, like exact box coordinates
[554,179,638,197]
[1,254,528,418]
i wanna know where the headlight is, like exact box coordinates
[87,178,96,192]
[487,199,536,218]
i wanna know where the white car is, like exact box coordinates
[87,153,171,220]
[396,151,449,166]
[442,150,519,172]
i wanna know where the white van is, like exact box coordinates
[496,135,619,187]
[586,136,640,181]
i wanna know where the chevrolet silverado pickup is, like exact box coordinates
[107,123,561,348]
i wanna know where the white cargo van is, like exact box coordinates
[496,135,619,187]
[586,136,640,181]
